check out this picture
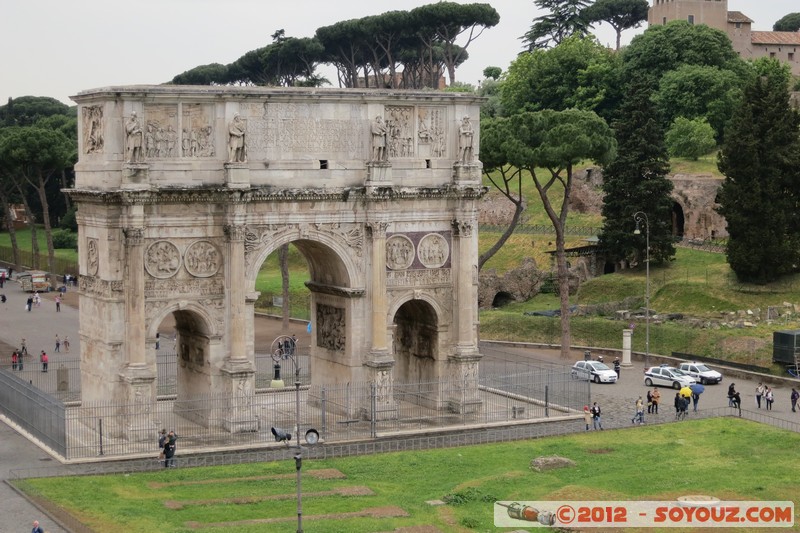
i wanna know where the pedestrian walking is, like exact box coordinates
[158,429,168,465]
[55,293,61,312]
[26,295,33,312]
[632,396,645,425]
[33,291,41,308]
[55,334,60,353]
[613,357,621,378]
[765,387,774,410]
[791,388,799,413]
[11,350,18,371]
[63,335,70,353]
[31,520,44,533]
[20,338,27,356]
[0,271,5,288]
[646,389,653,414]
[732,391,742,415]
[40,351,48,372]
[590,402,604,430]
[583,405,591,431]
[755,383,764,409]
[727,383,737,407]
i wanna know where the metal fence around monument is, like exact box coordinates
[0,368,66,456]
[5,364,586,460]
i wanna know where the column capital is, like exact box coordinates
[366,221,389,239]
[451,219,474,238]
[123,227,145,246]
[224,223,247,242]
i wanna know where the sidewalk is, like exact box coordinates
[0,278,75,532]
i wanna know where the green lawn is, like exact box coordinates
[15,418,800,532]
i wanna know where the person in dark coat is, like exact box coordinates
[163,431,177,468]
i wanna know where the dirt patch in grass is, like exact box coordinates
[185,506,409,529]
[586,447,615,454]
[165,485,374,509]
[149,468,345,488]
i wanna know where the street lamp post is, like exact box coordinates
[270,335,317,533]
[633,212,650,369]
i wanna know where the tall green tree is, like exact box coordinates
[502,109,616,358]
[621,21,744,89]
[410,2,499,85]
[653,64,743,141]
[773,13,800,32]
[478,117,526,270]
[717,61,800,283]
[0,126,75,282]
[501,35,622,122]
[582,0,649,51]
[522,0,592,50]
[600,81,674,267]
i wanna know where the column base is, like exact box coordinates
[220,358,258,433]
[452,162,482,185]
[224,163,250,188]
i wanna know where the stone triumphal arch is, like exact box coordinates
[69,86,485,435]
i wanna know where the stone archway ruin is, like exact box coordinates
[69,86,485,438]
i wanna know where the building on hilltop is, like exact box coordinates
[648,0,800,75]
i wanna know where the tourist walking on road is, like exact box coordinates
[26,295,32,312]
[613,357,620,378]
[40,351,48,372]
[63,335,70,353]
[791,388,799,413]
[765,387,774,410]
[11,350,18,371]
[728,383,737,407]
[55,293,61,312]
[590,402,604,430]
[55,334,60,353]
[20,338,27,356]
[756,383,764,408]
[632,397,645,425]
[33,291,41,308]
[31,519,44,533]
[583,405,591,431]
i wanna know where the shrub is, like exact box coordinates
[52,229,77,249]
[665,117,717,160]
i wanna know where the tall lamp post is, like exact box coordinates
[270,335,319,533]
[633,212,650,369]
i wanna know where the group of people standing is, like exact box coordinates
[755,382,776,410]
[8,335,67,372]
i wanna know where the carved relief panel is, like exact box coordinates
[417,106,446,158]
[86,238,99,276]
[143,104,179,159]
[181,103,215,157]
[82,106,104,154]
[145,240,182,279]
[316,303,345,351]
[385,106,415,158]
[184,240,220,278]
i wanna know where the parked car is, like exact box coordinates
[644,365,697,389]
[571,360,618,384]
[678,362,723,384]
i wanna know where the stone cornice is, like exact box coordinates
[71,85,486,106]
[65,185,487,205]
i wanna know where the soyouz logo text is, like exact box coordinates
[494,501,794,528]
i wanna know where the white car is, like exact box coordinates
[644,365,697,389]
[571,360,618,384]
[678,362,723,385]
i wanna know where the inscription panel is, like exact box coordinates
[241,102,364,160]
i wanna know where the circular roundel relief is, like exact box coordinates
[385,235,415,270]
[144,240,182,279]
[184,240,220,278]
[418,233,449,268]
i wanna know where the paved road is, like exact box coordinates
[1,277,799,532]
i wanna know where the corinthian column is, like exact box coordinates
[367,221,389,356]
[224,223,249,364]
[123,227,146,366]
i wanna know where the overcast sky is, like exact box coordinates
[1,0,796,106]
